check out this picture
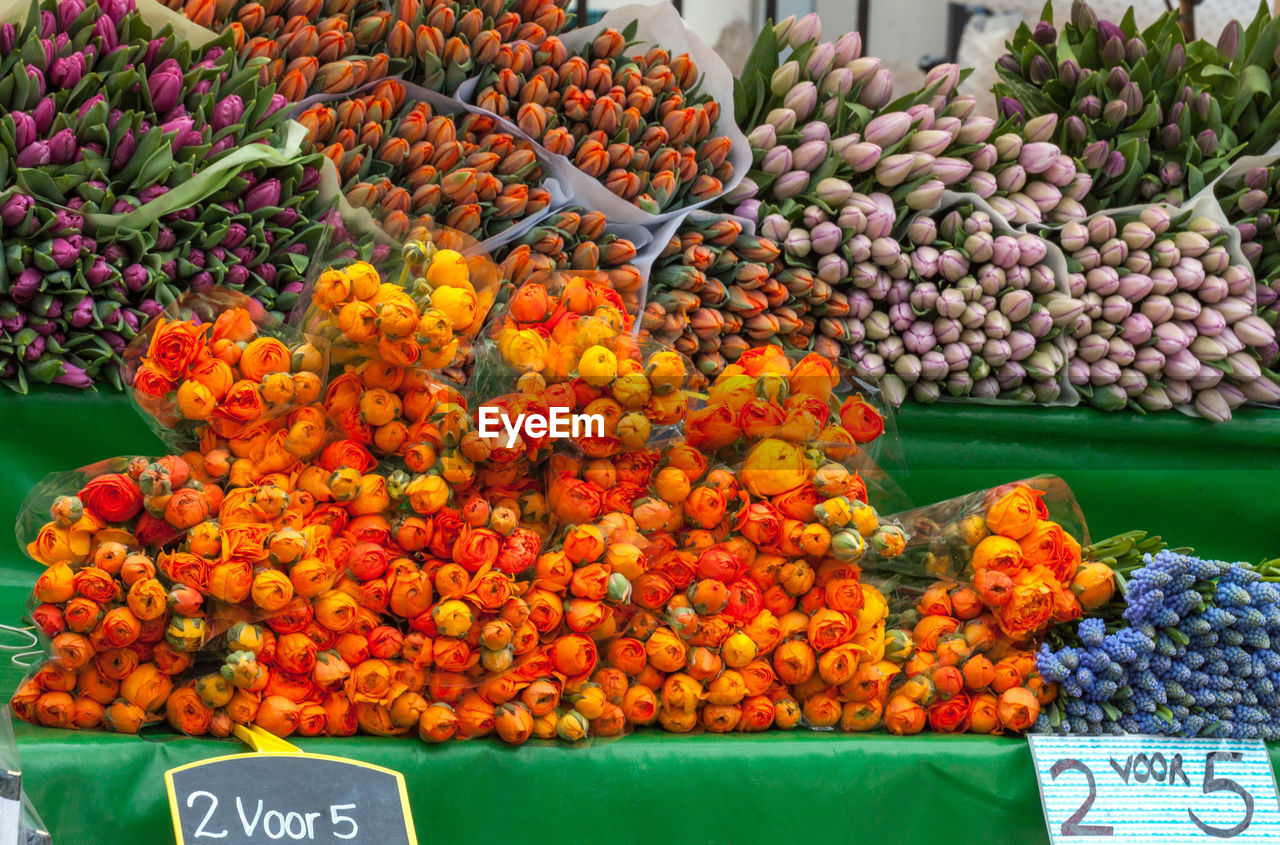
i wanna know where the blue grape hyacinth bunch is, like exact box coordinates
[1034,546,1280,739]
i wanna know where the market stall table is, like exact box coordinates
[2,391,1277,843]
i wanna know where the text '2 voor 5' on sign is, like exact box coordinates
[1029,735,1280,844]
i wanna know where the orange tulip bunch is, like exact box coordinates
[491,208,646,314]
[384,0,573,95]
[469,27,734,213]
[127,295,327,445]
[167,0,574,100]
[295,79,553,241]
[161,0,397,101]
[642,214,788,384]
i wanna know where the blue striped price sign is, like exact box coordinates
[1028,735,1280,844]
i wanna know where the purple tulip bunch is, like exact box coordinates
[1048,206,1279,420]
[155,160,336,318]
[1215,165,1280,360]
[992,1,1233,210]
[729,14,1083,233]
[0,159,345,391]
[0,200,150,390]
[1,0,294,211]
[758,200,1077,406]
[0,0,339,391]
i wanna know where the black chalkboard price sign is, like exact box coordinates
[165,753,416,845]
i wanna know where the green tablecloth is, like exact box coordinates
[0,390,1276,844]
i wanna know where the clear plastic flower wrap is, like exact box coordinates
[683,344,908,510]
[467,270,693,437]
[861,476,1090,642]
[122,288,330,451]
[168,499,638,744]
[19,789,50,845]
[11,456,221,733]
[638,210,786,388]
[294,228,503,385]
[0,708,18,799]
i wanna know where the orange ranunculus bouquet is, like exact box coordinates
[469,271,685,408]
[685,346,907,512]
[848,477,1104,735]
[465,270,691,467]
[298,232,501,385]
[17,225,1013,747]
[321,363,465,460]
[122,289,330,448]
[12,455,230,732]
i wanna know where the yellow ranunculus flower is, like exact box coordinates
[577,345,618,387]
[376,295,420,339]
[590,304,625,333]
[645,390,687,426]
[645,350,687,395]
[498,328,548,373]
[850,500,880,537]
[176,380,215,419]
[755,372,789,404]
[166,615,207,652]
[616,412,650,447]
[344,261,381,301]
[432,599,474,638]
[439,451,475,487]
[958,513,989,546]
[419,339,460,369]
[610,372,651,409]
[431,286,479,333]
[575,316,618,350]
[416,308,454,348]
[721,631,758,668]
[406,474,449,515]
[706,374,756,410]
[424,249,471,289]
[739,438,813,498]
[327,466,363,501]
[854,585,888,635]
[852,620,886,664]
[516,371,547,395]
